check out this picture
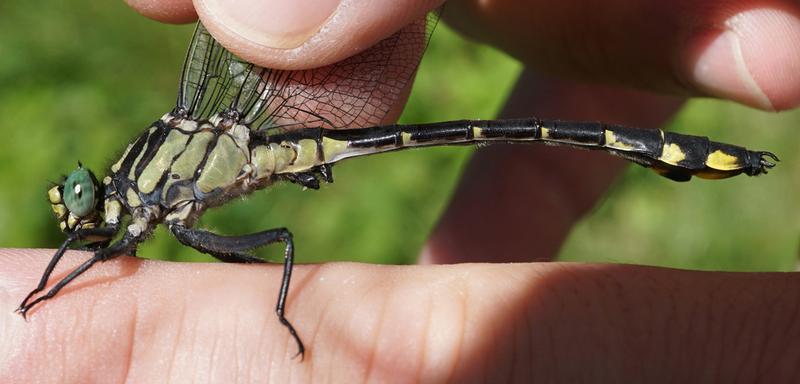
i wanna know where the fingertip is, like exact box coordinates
[195,0,442,69]
[126,0,197,24]
[195,0,341,50]
[688,7,800,111]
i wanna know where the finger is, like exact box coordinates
[125,0,443,70]
[125,0,428,127]
[3,250,800,382]
[422,70,683,264]
[125,0,197,24]
[192,0,444,69]
[446,0,800,111]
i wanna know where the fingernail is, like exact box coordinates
[198,0,341,49]
[691,9,800,111]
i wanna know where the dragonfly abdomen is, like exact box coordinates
[258,119,776,182]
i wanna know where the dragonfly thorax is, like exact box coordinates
[102,113,282,229]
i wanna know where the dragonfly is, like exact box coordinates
[17,11,778,359]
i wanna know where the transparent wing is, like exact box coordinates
[175,11,439,131]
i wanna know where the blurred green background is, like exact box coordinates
[0,2,797,271]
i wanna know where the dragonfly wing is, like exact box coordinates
[175,11,440,131]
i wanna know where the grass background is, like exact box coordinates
[0,1,797,271]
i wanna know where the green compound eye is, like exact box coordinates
[63,167,97,218]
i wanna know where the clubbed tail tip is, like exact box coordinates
[755,151,779,175]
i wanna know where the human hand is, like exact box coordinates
[3,0,799,382]
[3,250,800,382]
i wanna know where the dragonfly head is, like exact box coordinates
[48,164,103,233]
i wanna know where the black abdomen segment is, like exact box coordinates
[267,119,778,181]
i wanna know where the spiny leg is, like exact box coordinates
[76,240,112,252]
[17,232,133,318]
[168,225,266,264]
[17,225,118,316]
[206,252,266,264]
[169,224,304,359]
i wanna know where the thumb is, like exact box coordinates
[126,0,443,69]
[194,0,444,69]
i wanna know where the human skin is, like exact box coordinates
[2,0,800,382]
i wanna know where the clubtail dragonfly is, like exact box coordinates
[18,13,778,359]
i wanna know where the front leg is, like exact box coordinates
[17,225,120,316]
[168,224,304,359]
[17,229,137,319]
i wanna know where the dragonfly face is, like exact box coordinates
[47,166,104,233]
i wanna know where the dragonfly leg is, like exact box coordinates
[318,164,334,183]
[204,251,265,264]
[283,172,321,190]
[17,225,119,317]
[17,231,133,319]
[76,239,112,252]
[280,164,335,190]
[169,224,304,359]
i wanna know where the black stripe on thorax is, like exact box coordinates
[189,131,223,200]
[134,120,170,179]
[117,127,151,178]
[141,133,199,207]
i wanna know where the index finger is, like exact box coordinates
[4,250,800,382]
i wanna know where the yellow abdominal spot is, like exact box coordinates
[471,126,483,139]
[705,150,741,170]
[660,143,686,165]
[604,131,634,150]
[541,127,550,138]
[401,132,412,144]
